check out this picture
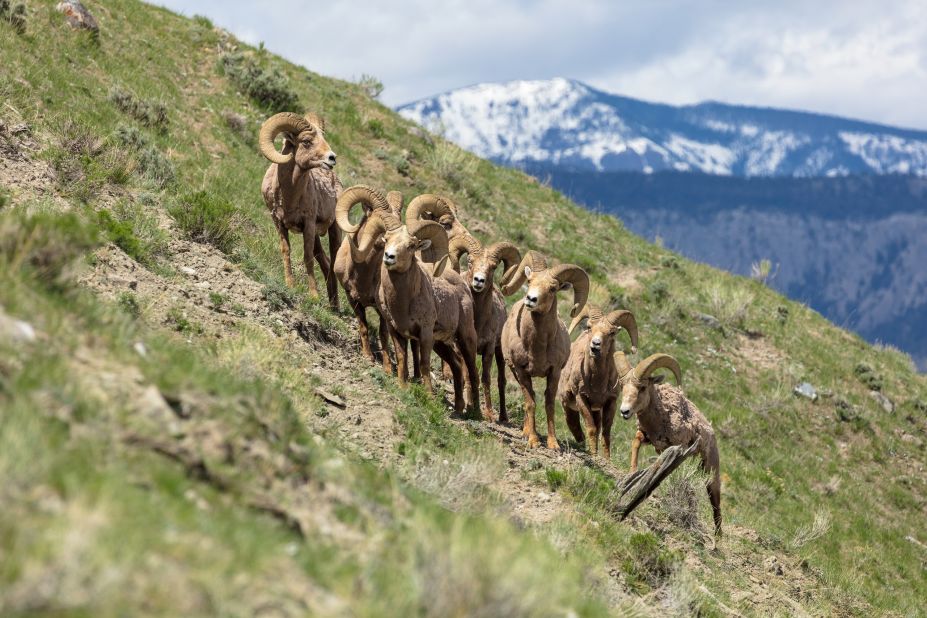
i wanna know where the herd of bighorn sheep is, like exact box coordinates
[259,111,723,533]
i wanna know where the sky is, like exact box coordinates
[155,0,927,130]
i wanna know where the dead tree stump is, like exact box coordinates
[612,437,701,520]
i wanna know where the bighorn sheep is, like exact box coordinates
[333,185,402,374]
[356,209,480,414]
[557,304,638,458]
[616,353,722,533]
[500,251,589,449]
[448,234,521,421]
[259,112,342,308]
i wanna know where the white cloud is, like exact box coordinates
[153,0,927,129]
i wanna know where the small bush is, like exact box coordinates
[261,281,296,311]
[97,209,145,262]
[218,52,298,112]
[117,291,141,318]
[356,73,383,99]
[166,306,203,335]
[0,188,9,209]
[366,118,385,138]
[109,88,169,132]
[222,110,252,143]
[853,362,883,392]
[545,468,567,491]
[646,280,670,305]
[0,209,100,290]
[750,258,775,284]
[112,125,174,188]
[168,191,238,254]
[427,141,476,189]
[623,532,678,589]
[0,0,27,35]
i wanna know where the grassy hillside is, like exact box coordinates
[2,1,926,615]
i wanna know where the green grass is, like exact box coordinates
[2,0,926,614]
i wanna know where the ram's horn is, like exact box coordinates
[633,353,682,385]
[258,112,309,165]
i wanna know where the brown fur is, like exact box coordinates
[260,118,342,307]
[462,255,509,422]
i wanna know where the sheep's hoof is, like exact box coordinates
[526,434,541,448]
[546,437,560,451]
[480,407,496,422]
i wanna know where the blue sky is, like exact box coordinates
[155,1,927,130]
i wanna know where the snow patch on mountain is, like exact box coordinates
[399,78,927,177]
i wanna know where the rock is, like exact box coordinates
[869,390,894,413]
[56,1,99,34]
[314,388,346,409]
[834,399,858,422]
[133,341,148,357]
[763,555,784,576]
[0,312,37,343]
[179,266,197,277]
[696,312,722,330]
[793,382,818,402]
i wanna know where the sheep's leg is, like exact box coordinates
[411,340,421,381]
[391,328,409,386]
[326,225,342,310]
[512,366,539,448]
[458,332,481,418]
[544,371,560,451]
[629,429,648,473]
[350,300,375,364]
[275,221,295,288]
[418,328,435,395]
[479,347,496,422]
[701,448,723,535]
[435,341,465,414]
[577,399,598,455]
[312,233,337,310]
[376,310,395,375]
[495,346,507,424]
[563,397,585,444]
[602,398,617,461]
[301,224,320,298]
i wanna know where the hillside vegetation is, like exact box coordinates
[2,2,926,616]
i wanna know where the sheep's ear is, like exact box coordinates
[524,266,533,278]
[417,239,432,251]
[651,374,666,385]
[558,281,573,291]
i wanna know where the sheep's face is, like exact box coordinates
[585,319,620,359]
[467,255,500,294]
[619,375,665,419]
[523,267,569,314]
[286,123,336,171]
[383,227,429,273]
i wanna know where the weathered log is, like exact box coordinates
[612,437,701,520]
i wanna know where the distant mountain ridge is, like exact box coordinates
[398,78,927,177]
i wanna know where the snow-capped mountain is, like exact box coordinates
[398,78,927,177]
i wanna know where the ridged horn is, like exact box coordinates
[386,191,404,216]
[605,309,639,354]
[335,185,389,234]
[550,264,590,318]
[259,112,310,165]
[500,250,548,296]
[567,303,604,336]
[406,194,456,224]
[614,351,634,384]
[304,112,325,132]
[352,212,387,261]
[633,353,682,385]
[409,220,450,277]
[485,241,521,280]
[448,233,483,273]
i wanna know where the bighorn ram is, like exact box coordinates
[448,234,521,421]
[500,251,589,449]
[557,304,638,458]
[356,209,480,414]
[259,112,342,308]
[616,353,722,533]
[333,185,402,374]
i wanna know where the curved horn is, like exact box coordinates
[335,185,389,234]
[352,212,388,261]
[304,112,325,132]
[485,241,521,280]
[259,112,309,165]
[448,234,483,273]
[409,220,450,277]
[605,309,639,354]
[567,303,604,336]
[500,250,547,296]
[549,264,590,318]
[406,194,456,224]
[614,352,634,385]
[386,191,404,216]
[633,353,682,385]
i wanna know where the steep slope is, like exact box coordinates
[2,2,927,616]
[398,77,927,176]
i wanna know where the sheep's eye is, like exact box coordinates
[638,385,646,393]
